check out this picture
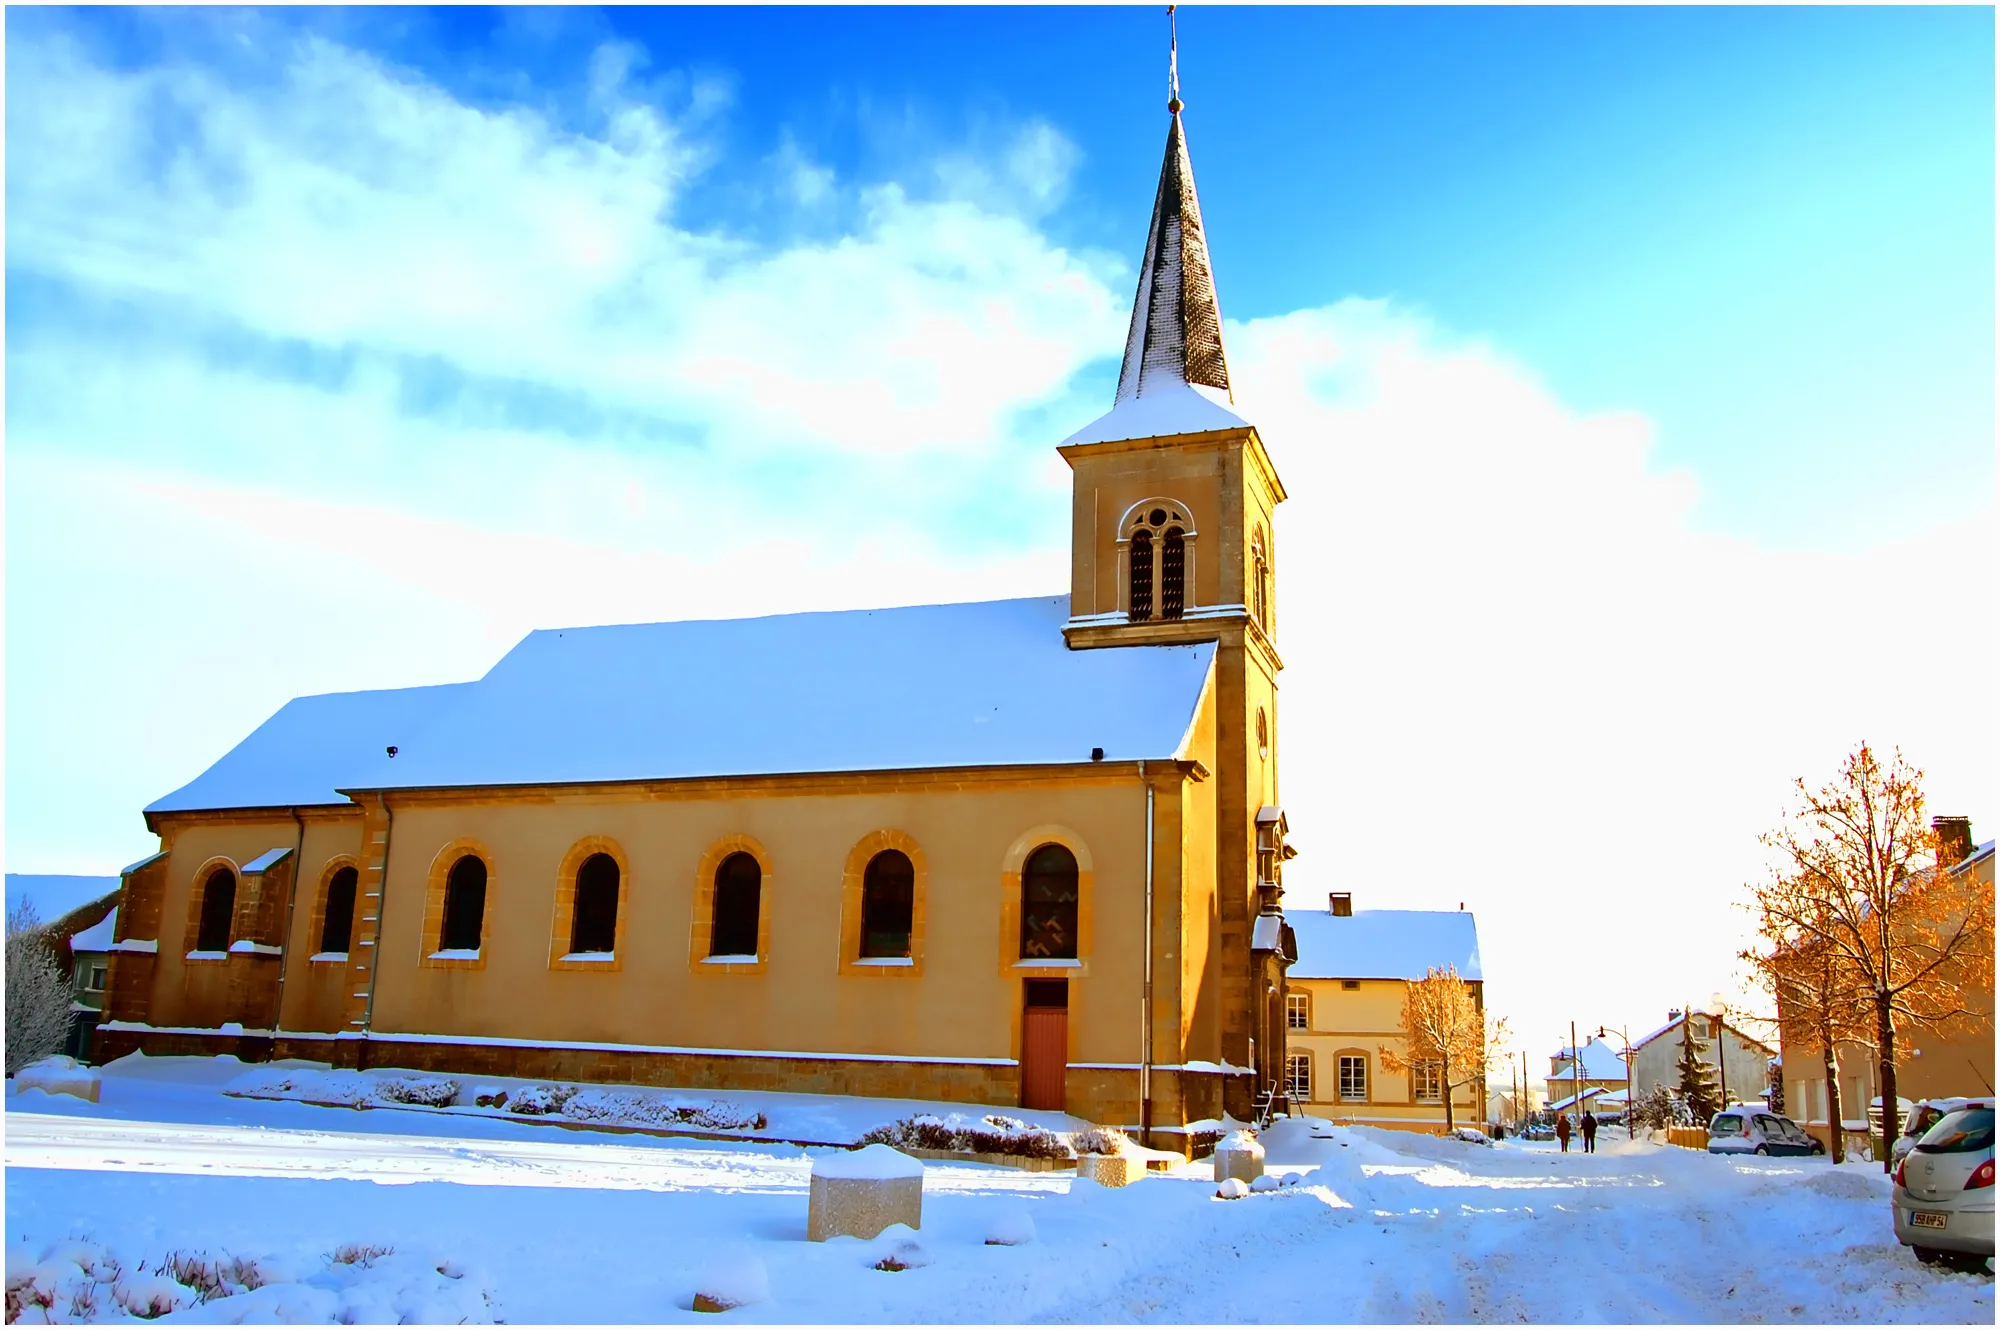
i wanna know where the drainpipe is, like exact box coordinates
[271,809,307,1043]
[360,798,395,1049]
[1140,759,1155,1148]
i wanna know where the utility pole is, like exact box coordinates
[1571,1020,1581,1125]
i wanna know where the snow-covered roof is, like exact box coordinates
[148,682,475,814]
[1287,908,1482,982]
[1551,1037,1628,1082]
[148,597,1216,812]
[241,848,294,874]
[1626,1012,1775,1058]
[4,874,120,927]
[1250,915,1284,951]
[1062,383,1249,448]
[69,907,119,954]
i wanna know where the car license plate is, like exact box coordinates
[1910,1211,1948,1230]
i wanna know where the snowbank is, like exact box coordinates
[227,1067,767,1134]
[12,1057,100,1103]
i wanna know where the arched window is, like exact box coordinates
[319,866,358,954]
[1128,528,1154,622]
[860,850,915,958]
[1161,528,1186,620]
[440,854,488,953]
[1252,527,1271,633]
[1020,843,1080,960]
[195,867,236,953]
[710,851,762,958]
[569,853,620,954]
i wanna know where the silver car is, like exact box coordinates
[1892,1101,1994,1273]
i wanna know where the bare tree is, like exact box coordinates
[7,901,74,1074]
[1752,744,1996,1168]
[1378,965,1507,1134]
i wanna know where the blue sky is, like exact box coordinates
[5,6,1992,1051]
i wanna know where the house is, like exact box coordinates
[1625,1009,1774,1111]
[1776,818,1995,1152]
[1283,893,1485,1132]
[5,873,122,1059]
[95,80,1304,1142]
[1544,1036,1628,1112]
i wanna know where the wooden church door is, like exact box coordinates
[1021,980,1068,1111]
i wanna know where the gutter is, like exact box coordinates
[271,809,307,1033]
[1140,758,1155,1146]
[361,798,396,1038]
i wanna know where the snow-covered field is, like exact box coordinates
[6,1056,1992,1323]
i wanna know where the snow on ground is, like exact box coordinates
[7,1058,1993,1323]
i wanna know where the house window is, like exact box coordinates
[440,854,488,953]
[1286,1052,1312,1102]
[860,850,915,958]
[1020,843,1080,960]
[1160,528,1186,620]
[710,851,762,958]
[1339,1054,1368,1102]
[84,963,107,993]
[569,853,620,954]
[195,868,236,953]
[1128,528,1154,622]
[320,866,358,954]
[1415,1061,1443,1104]
[1286,992,1309,1031]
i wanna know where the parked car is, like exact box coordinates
[1892,1101,1994,1273]
[1891,1098,1983,1172]
[1706,1106,1825,1157]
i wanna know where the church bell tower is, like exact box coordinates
[1057,53,1293,1116]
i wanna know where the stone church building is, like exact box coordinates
[99,89,1299,1143]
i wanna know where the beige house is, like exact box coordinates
[1282,893,1484,1132]
[1625,1011,1774,1111]
[1777,820,1995,1152]
[97,88,1305,1144]
[1543,1036,1630,1114]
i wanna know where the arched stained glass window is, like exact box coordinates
[1020,843,1079,960]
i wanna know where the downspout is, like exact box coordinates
[1140,759,1155,1148]
[361,798,395,1044]
[271,809,307,1042]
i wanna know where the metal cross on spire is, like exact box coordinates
[1167,6,1182,112]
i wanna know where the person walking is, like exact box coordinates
[1581,1110,1598,1154]
[1556,1112,1572,1153]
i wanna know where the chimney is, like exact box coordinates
[1329,892,1352,917]
[1933,816,1974,868]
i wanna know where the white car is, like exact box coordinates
[1893,1100,1994,1272]
[1890,1097,1983,1172]
[1706,1106,1825,1157]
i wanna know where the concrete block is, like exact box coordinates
[808,1145,925,1241]
[1076,1153,1135,1188]
[1213,1129,1264,1185]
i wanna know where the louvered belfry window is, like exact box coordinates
[1128,528,1154,622]
[1161,528,1186,620]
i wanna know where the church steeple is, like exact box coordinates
[1116,104,1232,405]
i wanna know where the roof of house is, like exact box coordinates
[4,874,120,927]
[1287,908,1483,982]
[147,596,1217,814]
[1627,1012,1777,1059]
[1551,1037,1629,1082]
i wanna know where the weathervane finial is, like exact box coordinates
[1167,6,1182,113]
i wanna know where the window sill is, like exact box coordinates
[184,950,229,963]
[1013,958,1082,969]
[558,952,617,963]
[852,957,915,967]
[429,949,481,961]
[309,952,349,964]
[701,954,761,965]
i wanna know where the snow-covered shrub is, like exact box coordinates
[984,1206,1037,1246]
[868,1228,931,1272]
[6,902,72,1076]
[1249,1174,1280,1193]
[692,1247,770,1312]
[1070,1125,1130,1156]
[111,1269,196,1319]
[473,1087,509,1108]
[860,1113,1072,1159]
[1215,1178,1249,1199]
[1188,1127,1227,1158]
[329,1243,395,1268]
[562,1088,767,1132]
[373,1074,461,1108]
[1452,1126,1494,1146]
[506,1084,577,1116]
[160,1248,267,1301]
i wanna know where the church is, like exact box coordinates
[97,80,1299,1144]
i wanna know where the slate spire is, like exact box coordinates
[1114,50,1232,406]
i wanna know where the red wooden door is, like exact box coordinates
[1022,1007,1068,1111]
